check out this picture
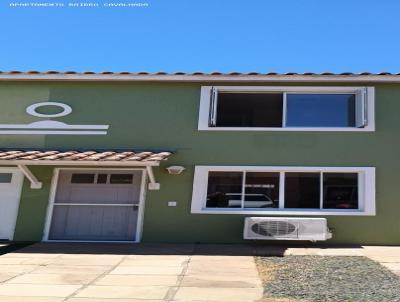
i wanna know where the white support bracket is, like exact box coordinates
[146,166,160,190]
[17,165,43,189]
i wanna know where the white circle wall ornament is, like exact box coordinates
[26,102,72,118]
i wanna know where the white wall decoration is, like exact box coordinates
[0,101,109,135]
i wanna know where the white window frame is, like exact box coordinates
[191,166,376,216]
[198,86,375,131]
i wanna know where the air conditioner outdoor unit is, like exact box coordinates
[244,217,332,241]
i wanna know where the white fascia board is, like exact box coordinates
[0,160,160,167]
[2,74,400,83]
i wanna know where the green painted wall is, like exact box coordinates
[13,166,54,241]
[0,81,398,244]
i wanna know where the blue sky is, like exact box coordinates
[1,0,399,73]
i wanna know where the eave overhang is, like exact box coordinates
[2,71,400,83]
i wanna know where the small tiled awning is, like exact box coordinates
[0,150,172,190]
[0,150,172,166]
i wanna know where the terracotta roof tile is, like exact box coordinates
[39,151,78,160]
[2,71,400,82]
[20,151,59,160]
[1,70,400,77]
[0,150,171,163]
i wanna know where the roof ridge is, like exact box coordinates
[1,70,400,76]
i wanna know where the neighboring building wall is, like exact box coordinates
[1,81,399,244]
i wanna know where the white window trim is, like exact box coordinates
[198,86,375,132]
[191,166,376,216]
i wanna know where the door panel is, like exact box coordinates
[49,205,138,241]
[48,170,143,241]
[0,170,23,240]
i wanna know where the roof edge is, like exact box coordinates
[0,160,160,167]
[1,73,400,83]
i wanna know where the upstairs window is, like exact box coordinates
[286,94,356,127]
[216,93,283,127]
[199,86,374,131]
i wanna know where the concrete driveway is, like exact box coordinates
[0,243,263,302]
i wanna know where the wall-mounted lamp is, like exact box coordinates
[166,166,185,175]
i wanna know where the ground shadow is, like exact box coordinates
[0,242,32,256]
[6,242,364,257]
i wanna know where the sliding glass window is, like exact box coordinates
[202,87,372,130]
[205,171,359,211]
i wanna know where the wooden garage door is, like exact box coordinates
[48,170,143,241]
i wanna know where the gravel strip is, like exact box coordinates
[256,256,400,302]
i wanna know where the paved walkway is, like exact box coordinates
[0,243,399,301]
[0,243,263,302]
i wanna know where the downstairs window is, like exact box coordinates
[191,166,375,215]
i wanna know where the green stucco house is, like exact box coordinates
[0,71,397,245]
